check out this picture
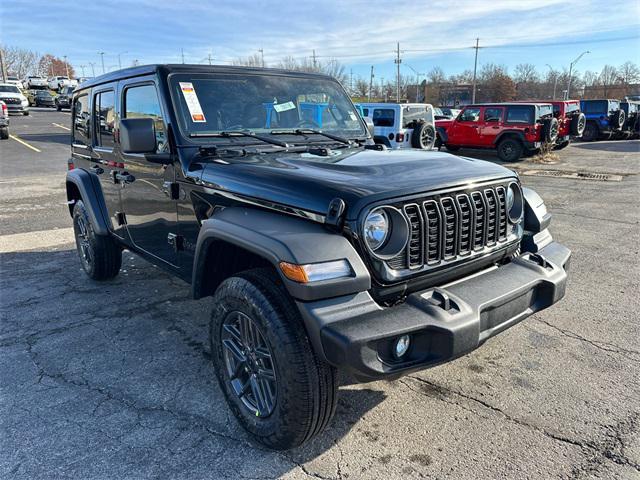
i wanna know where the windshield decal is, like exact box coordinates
[179,82,206,122]
[273,101,296,113]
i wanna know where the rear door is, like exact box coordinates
[447,107,482,146]
[118,78,179,267]
[478,107,504,146]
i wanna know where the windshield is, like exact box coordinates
[36,91,51,97]
[0,85,21,93]
[169,73,365,141]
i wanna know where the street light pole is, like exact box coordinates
[118,51,128,70]
[405,64,425,102]
[566,50,590,99]
[88,62,96,77]
[63,55,70,77]
[98,52,106,74]
[471,38,480,103]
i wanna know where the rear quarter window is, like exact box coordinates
[373,108,395,127]
[506,106,534,124]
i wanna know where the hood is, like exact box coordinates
[0,92,25,99]
[195,148,516,220]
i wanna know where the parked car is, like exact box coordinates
[439,106,461,118]
[579,99,626,141]
[548,100,586,149]
[48,76,78,91]
[0,83,30,115]
[436,103,558,161]
[25,75,48,89]
[357,102,436,149]
[55,86,75,110]
[32,90,56,108]
[618,100,639,139]
[66,64,570,450]
[6,76,23,89]
[433,107,451,120]
[0,101,9,139]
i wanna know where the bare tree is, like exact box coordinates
[599,65,618,96]
[514,63,541,100]
[1,45,41,78]
[354,77,369,97]
[617,61,640,85]
[231,53,264,67]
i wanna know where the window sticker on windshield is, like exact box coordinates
[179,82,206,122]
[348,111,357,120]
[273,101,296,113]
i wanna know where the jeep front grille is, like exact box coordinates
[389,184,512,271]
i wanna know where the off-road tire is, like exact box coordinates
[554,140,570,150]
[570,113,586,136]
[72,200,121,280]
[497,138,524,162]
[0,127,8,140]
[542,117,559,143]
[411,122,435,150]
[445,144,460,152]
[610,110,625,130]
[582,122,598,142]
[23,111,29,116]
[210,268,338,450]
[57,105,62,111]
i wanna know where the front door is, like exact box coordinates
[118,79,179,267]
[448,107,482,146]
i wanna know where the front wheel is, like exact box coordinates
[210,268,338,450]
[0,127,8,140]
[72,200,122,280]
[23,111,29,116]
[497,138,523,162]
[582,122,598,142]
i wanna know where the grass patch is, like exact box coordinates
[530,142,559,164]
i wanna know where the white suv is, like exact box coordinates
[357,103,436,150]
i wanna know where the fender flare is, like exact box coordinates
[522,187,551,233]
[493,130,526,145]
[192,207,371,301]
[66,168,111,236]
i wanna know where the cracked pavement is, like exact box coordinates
[1,110,639,479]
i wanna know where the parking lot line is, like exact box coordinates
[0,227,74,253]
[52,122,71,131]
[9,134,42,153]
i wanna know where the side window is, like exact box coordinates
[459,108,480,122]
[483,108,502,122]
[372,108,395,127]
[124,84,167,153]
[402,106,427,128]
[94,90,115,149]
[506,106,534,124]
[73,94,91,146]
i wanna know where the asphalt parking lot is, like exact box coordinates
[1,109,639,479]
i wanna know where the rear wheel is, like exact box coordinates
[23,111,29,116]
[497,138,523,162]
[210,268,338,450]
[570,113,586,136]
[0,127,8,140]
[582,122,598,142]
[72,200,122,280]
[554,140,570,150]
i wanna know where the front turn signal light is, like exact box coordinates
[279,260,352,283]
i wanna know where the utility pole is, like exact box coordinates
[0,48,6,82]
[350,69,353,94]
[181,48,185,64]
[258,49,264,67]
[368,66,374,101]
[207,53,213,65]
[545,64,558,99]
[471,38,480,103]
[98,52,106,74]
[311,50,318,70]
[79,65,86,77]
[394,42,402,102]
[63,55,70,77]
[381,77,385,101]
[88,62,96,77]
[117,51,127,70]
[567,50,590,99]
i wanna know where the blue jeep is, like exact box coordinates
[580,99,626,141]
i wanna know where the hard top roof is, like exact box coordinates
[465,102,552,108]
[77,64,336,91]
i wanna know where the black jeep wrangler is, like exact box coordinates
[66,65,570,450]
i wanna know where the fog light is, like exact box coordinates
[394,335,411,358]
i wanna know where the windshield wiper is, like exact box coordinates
[189,130,289,148]
[271,129,353,146]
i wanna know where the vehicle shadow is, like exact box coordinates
[571,140,640,153]
[17,132,70,146]
[0,248,386,477]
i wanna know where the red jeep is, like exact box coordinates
[548,100,586,150]
[436,103,559,162]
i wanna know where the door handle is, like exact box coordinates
[114,172,135,184]
[90,165,104,175]
[492,126,500,129]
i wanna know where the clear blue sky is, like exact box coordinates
[2,0,639,81]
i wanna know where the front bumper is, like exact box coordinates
[297,241,570,381]
[6,104,28,113]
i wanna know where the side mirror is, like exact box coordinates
[364,116,375,136]
[120,117,156,154]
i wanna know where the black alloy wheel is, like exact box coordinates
[221,310,278,418]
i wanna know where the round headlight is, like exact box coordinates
[364,208,389,251]
[507,182,523,223]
